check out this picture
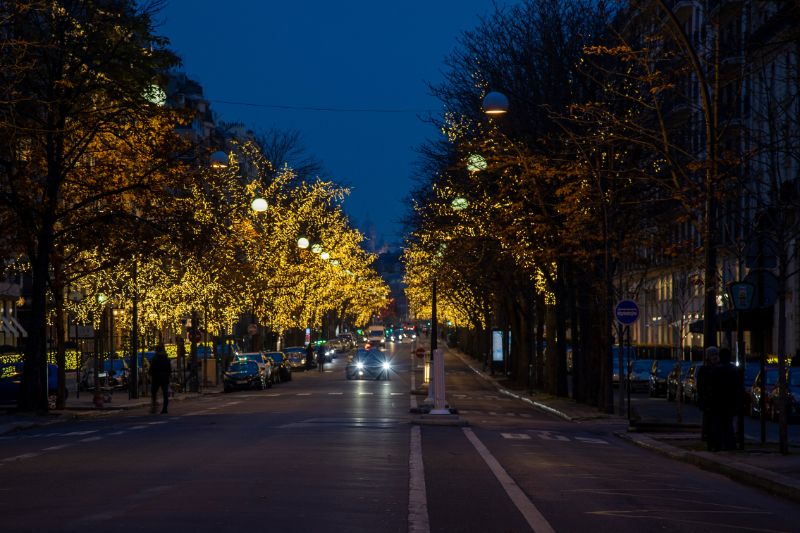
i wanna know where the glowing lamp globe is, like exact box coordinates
[297,237,310,249]
[482,91,509,115]
[251,198,268,212]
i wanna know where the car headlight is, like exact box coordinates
[356,362,364,370]
[382,362,391,371]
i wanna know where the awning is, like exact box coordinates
[689,309,771,333]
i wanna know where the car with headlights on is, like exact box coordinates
[346,348,392,380]
[223,360,267,392]
[284,346,314,371]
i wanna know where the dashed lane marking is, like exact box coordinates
[501,433,532,440]
[2,453,40,462]
[42,444,72,451]
[80,436,103,443]
[328,392,343,395]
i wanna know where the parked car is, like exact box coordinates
[284,346,314,370]
[234,352,273,386]
[682,362,703,404]
[666,361,693,402]
[741,361,761,413]
[264,351,292,383]
[612,346,637,387]
[766,367,800,422]
[223,360,267,392]
[0,362,59,406]
[627,359,655,392]
[648,359,675,397]
[346,348,392,380]
[750,366,779,418]
[79,358,129,391]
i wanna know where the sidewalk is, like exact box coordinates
[443,345,800,505]
[0,384,223,436]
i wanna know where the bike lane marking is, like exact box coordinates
[408,424,429,533]
[463,427,555,533]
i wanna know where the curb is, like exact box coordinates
[617,431,800,504]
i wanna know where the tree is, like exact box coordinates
[0,0,180,411]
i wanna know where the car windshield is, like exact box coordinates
[237,353,261,362]
[355,349,383,362]
[764,369,779,385]
[653,360,673,376]
[265,352,284,363]
[229,361,257,373]
[369,331,383,338]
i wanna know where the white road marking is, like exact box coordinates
[147,421,167,425]
[463,428,555,533]
[359,392,374,396]
[408,425,429,533]
[501,433,531,440]
[390,392,404,396]
[61,431,97,436]
[328,392,343,395]
[536,431,569,442]
[42,444,72,451]
[296,393,312,396]
[3,453,40,462]
[81,436,103,443]
[129,425,148,430]
[107,431,126,436]
[575,437,608,445]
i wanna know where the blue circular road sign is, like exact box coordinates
[615,300,639,325]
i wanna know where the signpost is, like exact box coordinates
[615,300,639,420]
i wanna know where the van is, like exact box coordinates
[367,325,386,346]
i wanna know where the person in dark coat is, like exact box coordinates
[305,342,315,370]
[708,347,738,451]
[696,346,718,444]
[149,344,171,414]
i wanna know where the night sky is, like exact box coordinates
[158,1,512,247]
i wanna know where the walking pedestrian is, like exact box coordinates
[149,344,171,414]
[317,344,325,372]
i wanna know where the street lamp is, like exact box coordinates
[297,237,310,249]
[210,150,228,169]
[482,91,509,115]
[251,197,268,213]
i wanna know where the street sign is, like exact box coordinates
[615,300,639,325]
[415,347,426,358]
[728,281,755,310]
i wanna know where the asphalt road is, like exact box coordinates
[2,342,800,532]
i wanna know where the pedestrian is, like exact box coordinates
[149,344,171,414]
[317,344,325,372]
[708,347,737,451]
[305,342,315,370]
[696,346,718,444]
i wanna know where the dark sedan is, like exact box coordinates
[666,361,693,402]
[750,366,779,418]
[648,359,675,397]
[264,351,292,383]
[766,367,800,422]
[284,346,314,371]
[223,360,267,392]
[346,348,392,380]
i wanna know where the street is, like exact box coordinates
[3,342,800,532]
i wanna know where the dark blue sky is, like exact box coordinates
[158,1,511,247]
